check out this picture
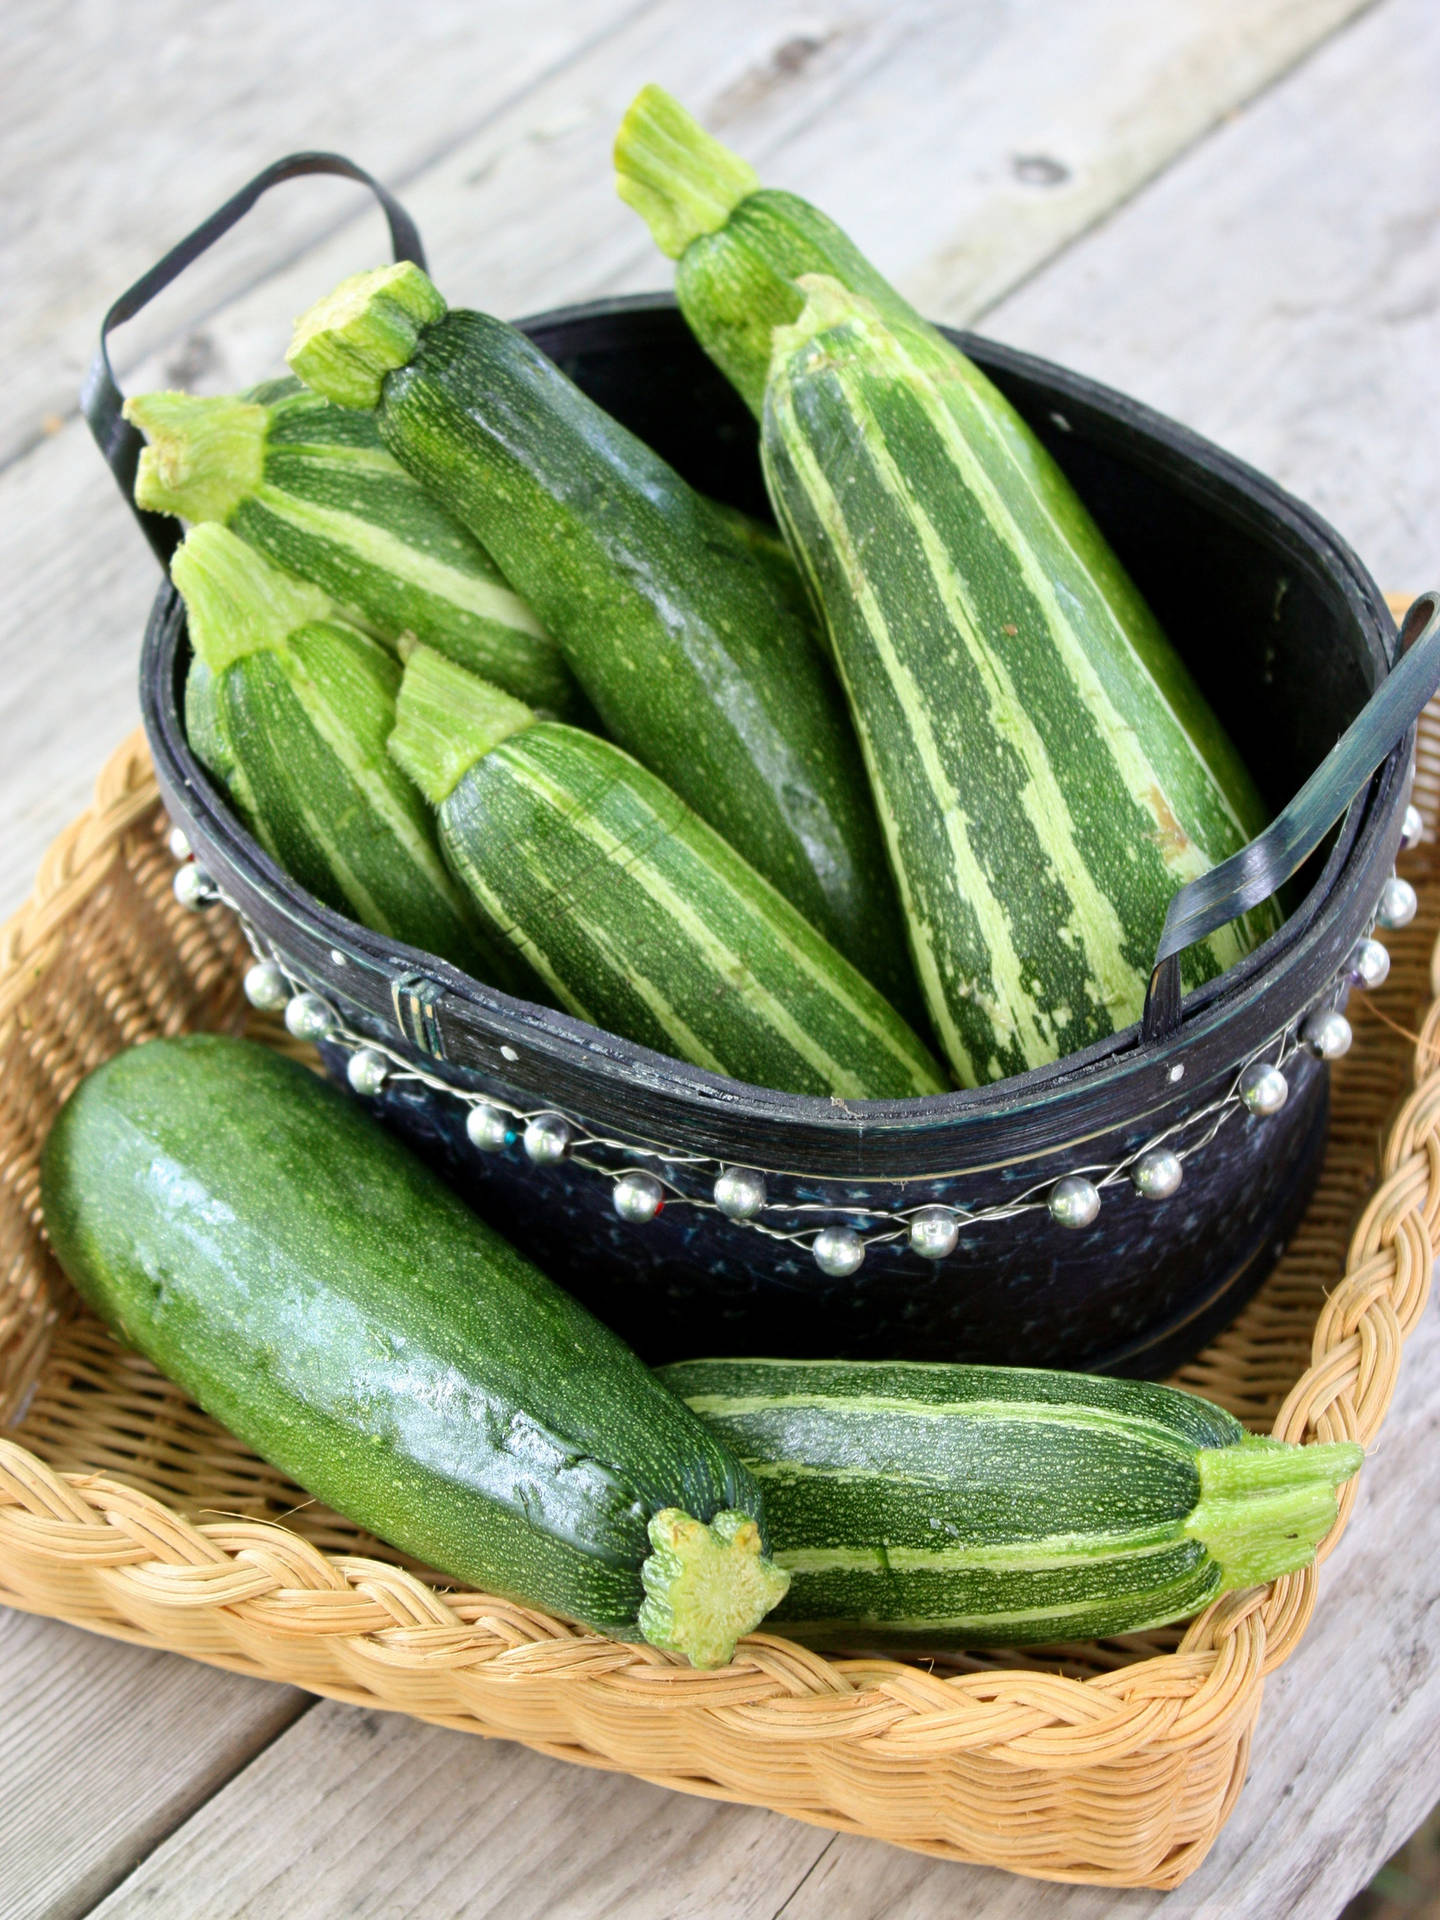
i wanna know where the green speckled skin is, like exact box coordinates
[367,309,922,1024]
[661,1358,1243,1647]
[41,1037,762,1638]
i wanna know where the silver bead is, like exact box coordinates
[613,1170,665,1223]
[523,1113,570,1164]
[1301,1008,1352,1061]
[1378,874,1418,930]
[1401,803,1424,850]
[714,1166,767,1220]
[284,992,335,1043]
[908,1205,960,1261]
[167,824,192,862]
[1049,1176,1100,1230]
[466,1103,513,1153]
[173,862,217,910]
[1239,1060,1289,1116]
[346,1048,389,1097]
[812,1225,865,1277]
[1346,937,1391,990]
[242,959,290,1011]
[1132,1148,1183,1200]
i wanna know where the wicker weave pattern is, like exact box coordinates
[1,709,1436,1890]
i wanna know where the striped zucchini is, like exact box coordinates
[43,1036,790,1667]
[763,281,1275,1085]
[286,263,924,1025]
[389,645,945,1099]
[127,378,578,716]
[661,1358,1364,1648]
[173,524,533,994]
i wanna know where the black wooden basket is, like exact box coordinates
[89,155,1440,1376]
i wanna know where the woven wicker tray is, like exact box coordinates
[2,689,1437,1891]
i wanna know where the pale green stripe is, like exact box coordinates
[774,1534,1185,1577]
[255,483,547,637]
[772,417,1041,1078]
[843,370,1143,1028]
[282,639,465,914]
[895,324,1249,859]
[778,1590,1208,1637]
[684,1393,1197,1454]
[509,754,929,1092]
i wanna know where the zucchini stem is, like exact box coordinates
[289,262,447,410]
[389,644,536,803]
[637,1507,791,1669]
[1186,1437,1364,1589]
[170,524,332,674]
[125,391,267,525]
[614,85,759,261]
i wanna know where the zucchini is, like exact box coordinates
[389,645,945,1100]
[661,1358,1364,1648]
[285,263,923,1024]
[126,378,579,717]
[762,281,1274,1085]
[41,1035,790,1667]
[172,523,530,995]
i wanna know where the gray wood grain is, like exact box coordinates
[983,0,1440,593]
[0,1610,306,1920]
[85,1699,833,1919]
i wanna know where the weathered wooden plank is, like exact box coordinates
[983,0,1440,592]
[86,1698,833,1919]
[0,0,646,466]
[0,1609,307,1920]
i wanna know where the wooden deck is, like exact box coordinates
[4,2,1440,1912]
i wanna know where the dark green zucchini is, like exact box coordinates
[285,262,923,1024]
[41,1036,790,1666]
[389,645,945,1100]
[172,522,528,994]
[661,1358,1364,1648]
[762,281,1275,1084]
[127,378,578,715]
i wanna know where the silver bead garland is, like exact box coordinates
[1300,1008,1352,1061]
[167,825,192,862]
[173,863,218,910]
[1049,1175,1101,1229]
[908,1205,960,1260]
[1401,803,1424,850]
[1346,937,1391,990]
[1377,873,1418,930]
[813,1224,865,1277]
[1239,1060,1289,1116]
[523,1113,571,1165]
[243,959,290,1012]
[613,1170,665,1223]
[466,1103,513,1152]
[713,1166,767,1220]
[346,1048,390,1097]
[284,992,335,1043]
[1131,1147,1183,1200]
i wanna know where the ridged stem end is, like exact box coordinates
[389,643,535,805]
[171,524,333,674]
[125,391,267,524]
[637,1507,790,1669]
[288,262,447,410]
[1185,1436,1365,1589]
[614,85,759,260]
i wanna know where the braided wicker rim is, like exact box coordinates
[1,662,1436,1889]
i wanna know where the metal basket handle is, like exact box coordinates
[1142,591,1440,1041]
[80,152,426,568]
